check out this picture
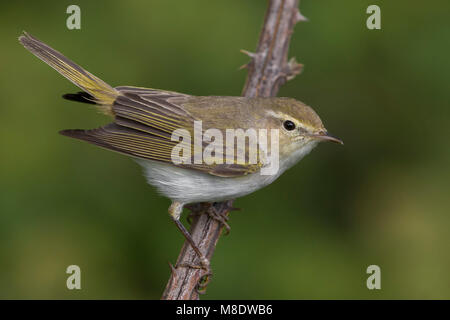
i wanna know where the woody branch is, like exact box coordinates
[161,0,305,300]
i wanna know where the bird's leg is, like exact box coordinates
[169,201,213,292]
[168,201,239,292]
[168,201,210,271]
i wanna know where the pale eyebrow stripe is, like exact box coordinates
[265,110,315,131]
[265,110,286,119]
[265,110,295,121]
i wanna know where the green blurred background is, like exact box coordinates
[0,0,449,299]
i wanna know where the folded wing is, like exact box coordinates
[62,87,262,177]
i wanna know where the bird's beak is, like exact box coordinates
[310,132,344,145]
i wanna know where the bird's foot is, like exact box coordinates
[207,203,232,235]
[177,257,212,294]
[185,203,209,225]
[186,201,240,233]
[223,199,241,213]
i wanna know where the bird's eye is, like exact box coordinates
[283,120,296,131]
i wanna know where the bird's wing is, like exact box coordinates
[61,87,263,177]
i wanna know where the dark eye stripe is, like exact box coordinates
[283,120,296,131]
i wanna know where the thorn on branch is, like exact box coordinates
[295,9,308,23]
[168,262,177,276]
[285,57,303,80]
[239,49,259,72]
[163,0,304,300]
[240,49,257,58]
[239,63,249,70]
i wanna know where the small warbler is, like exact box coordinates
[20,32,342,270]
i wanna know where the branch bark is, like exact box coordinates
[161,0,304,300]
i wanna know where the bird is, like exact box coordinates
[19,32,342,272]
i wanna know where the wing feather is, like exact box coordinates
[63,87,263,177]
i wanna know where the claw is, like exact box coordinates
[208,205,231,235]
[177,258,213,294]
[185,202,209,224]
[224,200,241,212]
[197,270,213,294]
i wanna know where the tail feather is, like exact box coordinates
[19,32,119,113]
[62,92,97,105]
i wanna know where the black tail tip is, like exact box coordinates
[62,92,97,105]
[59,129,85,138]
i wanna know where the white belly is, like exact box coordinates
[136,140,317,205]
[137,160,280,204]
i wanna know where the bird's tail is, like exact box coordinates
[19,32,119,114]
